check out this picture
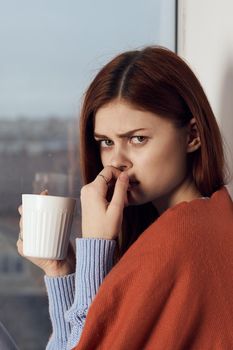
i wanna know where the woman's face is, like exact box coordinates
[94,100,199,210]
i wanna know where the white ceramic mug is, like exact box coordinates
[22,194,76,259]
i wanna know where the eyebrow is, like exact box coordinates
[94,128,149,138]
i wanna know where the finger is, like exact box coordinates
[16,236,24,256]
[18,227,23,240]
[18,205,22,215]
[40,189,48,195]
[94,166,122,197]
[19,218,22,231]
[108,171,129,213]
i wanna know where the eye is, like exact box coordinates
[96,139,113,148]
[95,136,148,148]
[130,136,147,144]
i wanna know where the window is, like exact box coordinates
[0,1,177,348]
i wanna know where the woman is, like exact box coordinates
[17,46,233,349]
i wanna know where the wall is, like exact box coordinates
[177,0,233,196]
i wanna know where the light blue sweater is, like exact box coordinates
[44,238,116,350]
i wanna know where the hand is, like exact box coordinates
[16,190,76,277]
[80,166,129,240]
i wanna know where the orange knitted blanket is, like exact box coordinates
[74,186,233,350]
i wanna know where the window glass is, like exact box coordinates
[0,1,176,348]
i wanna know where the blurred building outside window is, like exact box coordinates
[0,1,176,348]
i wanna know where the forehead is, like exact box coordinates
[94,101,163,132]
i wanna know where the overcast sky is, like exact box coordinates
[0,0,175,118]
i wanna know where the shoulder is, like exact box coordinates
[118,186,233,273]
[138,198,208,246]
[128,196,219,265]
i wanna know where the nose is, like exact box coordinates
[109,148,132,171]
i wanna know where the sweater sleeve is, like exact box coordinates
[44,238,116,350]
[44,273,75,350]
[65,238,117,349]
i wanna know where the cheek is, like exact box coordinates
[100,148,127,167]
[99,151,108,167]
[144,140,187,178]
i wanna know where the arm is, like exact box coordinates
[44,273,75,350]
[44,238,116,350]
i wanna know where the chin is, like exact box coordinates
[126,192,148,207]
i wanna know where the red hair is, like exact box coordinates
[79,46,229,258]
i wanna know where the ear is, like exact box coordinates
[186,117,201,153]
